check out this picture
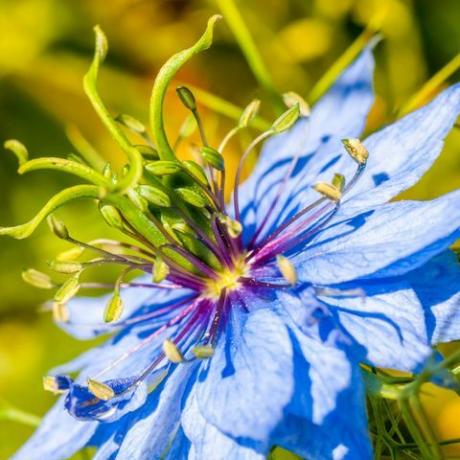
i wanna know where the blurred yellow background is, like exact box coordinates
[0,0,459,458]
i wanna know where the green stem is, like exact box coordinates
[149,16,221,160]
[215,0,282,111]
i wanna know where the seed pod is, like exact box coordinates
[271,104,300,134]
[99,204,124,230]
[176,86,196,111]
[115,113,146,134]
[137,185,171,208]
[145,160,182,176]
[176,187,208,208]
[47,215,69,239]
[22,269,54,289]
[181,160,208,185]
[200,146,224,171]
[87,378,115,401]
[238,99,261,128]
[104,292,123,323]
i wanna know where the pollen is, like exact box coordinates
[204,257,247,299]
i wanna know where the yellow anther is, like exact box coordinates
[52,302,70,323]
[43,376,66,394]
[313,182,342,202]
[104,292,123,323]
[192,345,215,359]
[342,138,368,165]
[276,255,297,285]
[163,339,184,363]
[87,378,115,401]
[282,91,311,117]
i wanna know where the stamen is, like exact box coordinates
[87,378,115,401]
[163,339,184,363]
[342,138,368,165]
[192,345,215,359]
[313,182,342,202]
[276,255,297,285]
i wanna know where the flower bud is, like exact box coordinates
[145,160,181,176]
[22,269,54,289]
[47,215,69,239]
[200,146,224,171]
[176,86,196,111]
[342,138,368,165]
[137,185,171,208]
[271,104,300,134]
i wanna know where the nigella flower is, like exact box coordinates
[4,17,460,460]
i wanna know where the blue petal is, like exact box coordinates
[182,393,266,460]
[115,364,196,459]
[318,279,432,371]
[344,84,460,214]
[61,279,191,339]
[275,289,372,459]
[295,190,460,285]
[236,48,374,242]
[12,398,98,460]
[407,251,460,344]
[193,295,294,448]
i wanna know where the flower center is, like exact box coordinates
[204,256,248,299]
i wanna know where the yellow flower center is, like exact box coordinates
[205,257,248,299]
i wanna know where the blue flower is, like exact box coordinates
[11,45,460,460]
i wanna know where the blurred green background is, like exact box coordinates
[0,0,459,458]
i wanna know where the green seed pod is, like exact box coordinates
[153,257,170,283]
[99,204,124,230]
[176,187,208,208]
[200,146,224,171]
[115,113,146,134]
[22,269,54,289]
[145,160,182,176]
[181,160,208,185]
[137,185,171,208]
[104,292,123,323]
[47,215,69,239]
[54,275,80,303]
[271,104,300,134]
[238,99,261,128]
[176,86,196,111]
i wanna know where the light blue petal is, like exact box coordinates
[236,48,374,242]
[295,190,460,285]
[12,398,98,460]
[318,279,432,371]
[61,279,191,339]
[344,84,460,214]
[408,251,460,344]
[194,297,294,447]
[182,393,265,460]
[275,289,372,459]
[116,364,196,459]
